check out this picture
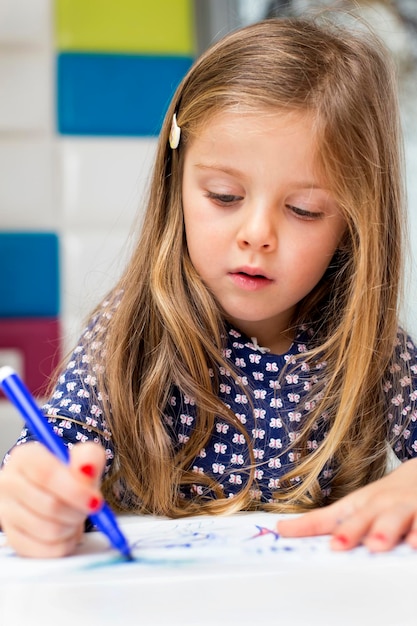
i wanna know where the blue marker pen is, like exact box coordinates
[0,366,133,561]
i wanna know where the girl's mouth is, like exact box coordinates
[229,271,273,291]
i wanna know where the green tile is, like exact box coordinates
[55,0,195,54]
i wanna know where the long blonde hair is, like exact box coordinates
[87,16,406,515]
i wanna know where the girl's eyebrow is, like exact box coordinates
[195,162,328,192]
[194,162,244,177]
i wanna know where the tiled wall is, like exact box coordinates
[0,0,195,457]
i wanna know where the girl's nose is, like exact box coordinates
[237,206,278,251]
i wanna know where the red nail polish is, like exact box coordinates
[334,534,349,546]
[372,532,387,542]
[88,496,102,512]
[80,464,96,478]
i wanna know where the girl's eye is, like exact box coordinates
[205,192,243,205]
[287,204,323,220]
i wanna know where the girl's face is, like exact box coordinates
[182,110,346,353]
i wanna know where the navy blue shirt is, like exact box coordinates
[6,304,417,505]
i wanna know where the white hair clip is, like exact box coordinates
[169,113,181,149]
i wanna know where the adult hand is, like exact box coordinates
[277,458,417,552]
[0,441,106,558]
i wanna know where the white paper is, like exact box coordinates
[1,511,417,585]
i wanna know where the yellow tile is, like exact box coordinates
[55,0,195,54]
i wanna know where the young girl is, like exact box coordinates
[2,15,417,559]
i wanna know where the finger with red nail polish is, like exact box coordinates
[80,464,96,479]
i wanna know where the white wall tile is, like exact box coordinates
[0,138,57,228]
[0,400,24,461]
[0,50,52,131]
[61,313,87,355]
[0,348,24,376]
[0,0,51,46]
[61,229,135,330]
[60,138,157,228]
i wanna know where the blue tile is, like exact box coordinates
[57,53,193,136]
[0,232,60,317]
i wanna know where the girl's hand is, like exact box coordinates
[0,441,106,558]
[277,458,417,552]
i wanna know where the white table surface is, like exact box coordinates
[0,511,415,626]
